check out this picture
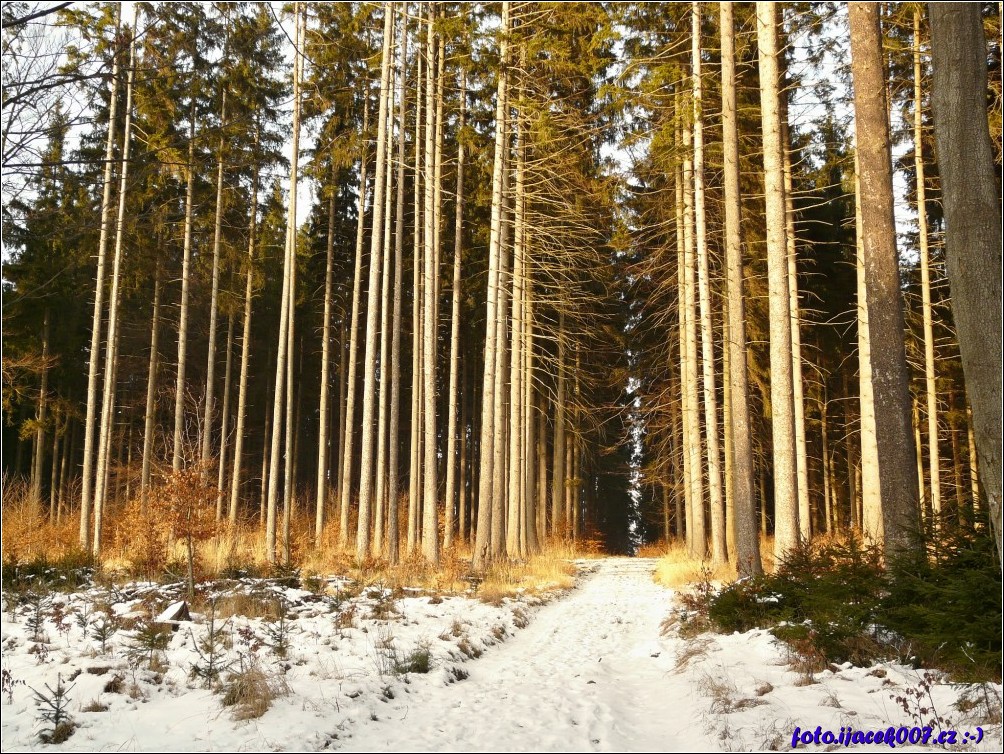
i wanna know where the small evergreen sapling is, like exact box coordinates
[190,601,233,688]
[31,673,75,744]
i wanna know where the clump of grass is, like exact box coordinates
[221,666,287,720]
[653,541,736,589]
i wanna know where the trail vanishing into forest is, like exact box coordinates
[341,559,705,753]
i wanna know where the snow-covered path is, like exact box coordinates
[343,557,705,753]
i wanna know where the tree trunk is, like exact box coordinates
[265,3,303,562]
[444,67,466,551]
[216,314,234,520]
[757,1,799,560]
[781,115,810,542]
[408,6,424,555]
[94,21,137,554]
[357,3,396,560]
[849,2,920,551]
[473,0,511,571]
[80,8,121,549]
[682,101,705,559]
[229,129,260,526]
[374,34,398,557]
[339,91,370,548]
[929,1,1003,564]
[316,161,337,544]
[914,7,942,519]
[281,6,304,566]
[721,1,761,576]
[692,2,724,564]
[387,4,408,565]
[31,309,51,506]
[140,264,161,503]
[173,105,198,473]
[201,89,228,476]
[854,160,880,536]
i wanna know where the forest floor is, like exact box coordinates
[1,558,1000,752]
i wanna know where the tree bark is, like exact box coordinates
[721,1,761,576]
[757,1,799,559]
[339,92,370,548]
[929,1,1003,564]
[387,4,408,564]
[849,2,921,551]
[140,264,161,503]
[80,8,121,549]
[473,0,511,571]
[173,104,197,472]
[692,1,725,564]
[229,128,260,525]
[356,3,395,560]
[914,7,942,519]
[444,67,467,551]
[94,20,137,554]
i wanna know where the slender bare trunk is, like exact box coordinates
[692,2,724,563]
[216,314,234,520]
[201,90,228,474]
[357,4,396,560]
[851,2,921,550]
[421,3,440,565]
[80,8,121,549]
[374,33,398,557]
[31,309,51,506]
[387,4,408,565]
[781,115,810,542]
[757,1,799,559]
[339,93,370,548]
[229,132,259,525]
[721,1,761,576]
[173,103,197,472]
[140,264,161,502]
[444,67,466,551]
[94,21,137,554]
[316,162,337,543]
[473,0,511,570]
[913,8,942,519]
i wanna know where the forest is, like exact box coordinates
[2,1,1002,750]
[3,0,1001,570]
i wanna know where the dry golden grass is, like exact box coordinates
[2,482,591,599]
[1,482,83,564]
[652,534,779,589]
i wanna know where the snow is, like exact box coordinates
[2,559,1000,752]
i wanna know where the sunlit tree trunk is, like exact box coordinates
[849,1,920,551]
[419,3,440,565]
[757,1,799,559]
[408,7,424,553]
[721,0,761,576]
[172,105,198,472]
[316,162,337,544]
[339,95,370,548]
[692,2,725,564]
[229,132,259,525]
[94,21,137,554]
[781,115,810,541]
[444,67,467,551]
[357,3,395,560]
[201,88,228,477]
[81,9,121,549]
[216,314,234,520]
[473,0,511,570]
[387,4,408,564]
[140,264,161,502]
[31,309,50,506]
[914,8,942,519]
